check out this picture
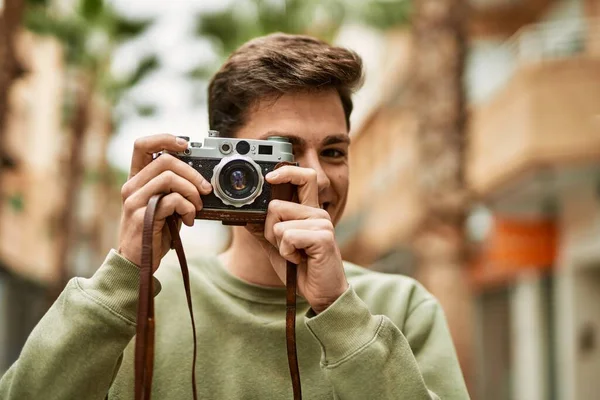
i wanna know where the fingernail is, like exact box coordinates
[176,137,188,146]
[266,172,278,180]
[201,180,212,191]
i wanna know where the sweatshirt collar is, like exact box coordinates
[203,256,308,305]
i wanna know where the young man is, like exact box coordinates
[0,33,469,399]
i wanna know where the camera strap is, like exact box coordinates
[134,193,302,400]
[286,260,302,400]
[134,194,195,400]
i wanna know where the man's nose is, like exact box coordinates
[300,151,331,194]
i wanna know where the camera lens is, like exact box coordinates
[211,155,265,207]
[230,170,247,190]
[219,160,258,199]
[236,140,250,155]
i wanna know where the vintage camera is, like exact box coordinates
[170,131,296,225]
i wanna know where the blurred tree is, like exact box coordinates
[23,0,158,295]
[358,0,412,30]
[408,0,473,391]
[0,0,26,236]
[190,0,347,80]
[193,0,412,67]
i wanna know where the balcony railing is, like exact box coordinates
[505,18,600,64]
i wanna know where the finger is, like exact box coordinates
[267,200,330,222]
[267,218,333,248]
[264,200,330,245]
[125,170,203,212]
[122,153,212,201]
[154,192,197,227]
[129,134,189,178]
[265,166,319,207]
[279,229,334,264]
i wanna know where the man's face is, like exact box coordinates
[236,89,350,225]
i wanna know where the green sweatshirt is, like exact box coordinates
[0,250,469,399]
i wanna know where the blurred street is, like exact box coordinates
[1,0,600,399]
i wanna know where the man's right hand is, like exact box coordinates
[117,134,213,270]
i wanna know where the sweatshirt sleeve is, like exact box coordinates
[304,286,470,400]
[0,249,159,400]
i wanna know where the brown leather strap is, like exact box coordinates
[134,194,160,400]
[286,261,302,400]
[134,193,301,400]
[166,216,198,400]
[134,194,198,400]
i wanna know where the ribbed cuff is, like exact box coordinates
[304,286,383,366]
[76,249,162,324]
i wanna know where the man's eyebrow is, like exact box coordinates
[322,134,351,146]
[259,131,350,147]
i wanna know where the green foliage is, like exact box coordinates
[135,104,157,117]
[110,165,130,187]
[25,0,50,7]
[103,54,160,121]
[24,0,159,126]
[127,55,160,87]
[83,166,124,186]
[24,8,87,65]
[360,0,412,30]
[79,0,103,22]
[186,64,215,81]
[25,0,153,67]
[83,168,102,185]
[192,0,411,82]
[7,193,25,213]
[61,88,76,127]
[196,0,347,58]
[111,15,152,41]
[101,56,160,108]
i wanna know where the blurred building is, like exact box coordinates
[468,0,600,399]
[338,0,599,399]
[0,30,122,373]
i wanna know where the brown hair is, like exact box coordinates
[208,33,363,137]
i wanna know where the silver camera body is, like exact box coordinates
[169,131,294,222]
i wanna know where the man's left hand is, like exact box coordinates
[263,166,349,314]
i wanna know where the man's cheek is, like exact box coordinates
[333,194,348,225]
